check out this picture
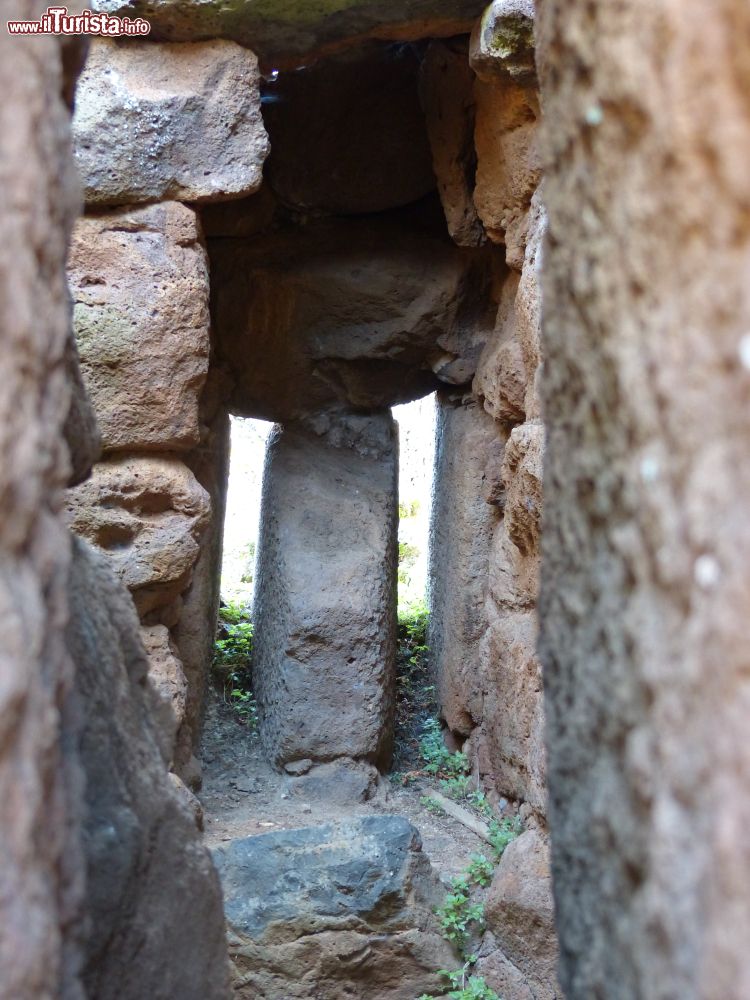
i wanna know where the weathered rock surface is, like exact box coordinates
[141,624,189,764]
[476,608,546,809]
[67,536,229,999]
[263,43,435,215]
[63,331,101,487]
[68,202,210,454]
[212,815,457,999]
[283,759,381,805]
[538,0,750,994]
[470,0,536,84]
[253,413,397,770]
[0,17,86,997]
[210,213,494,422]
[73,38,268,206]
[66,455,211,622]
[473,71,540,268]
[173,406,231,760]
[474,271,527,423]
[420,39,485,247]
[478,828,560,999]
[89,0,486,64]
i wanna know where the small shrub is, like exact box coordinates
[487,816,522,861]
[213,601,257,728]
[436,876,485,952]
[398,498,421,519]
[467,789,493,817]
[440,774,473,800]
[398,600,429,658]
[214,600,253,663]
[419,960,502,999]
[467,854,494,888]
[420,795,446,816]
[420,718,470,779]
[397,540,420,586]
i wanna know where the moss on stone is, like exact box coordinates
[488,15,534,60]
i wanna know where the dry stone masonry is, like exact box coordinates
[11,0,750,998]
[62,3,558,999]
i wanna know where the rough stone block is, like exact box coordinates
[210,214,483,422]
[212,815,457,999]
[479,828,560,999]
[470,0,536,84]
[67,536,229,999]
[253,412,398,769]
[68,202,210,454]
[73,38,269,206]
[66,455,211,622]
[89,0,487,63]
[141,624,188,764]
[473,72,541,268]
[420,39,485,247]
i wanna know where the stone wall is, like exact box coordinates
[537,0,750,996]
[425,0,546,832]
[0,16,86,998]
[0,15,230,998]
[423,8,556,997]
[67,537,229,999]
[66,38,270,785]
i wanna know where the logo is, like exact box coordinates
[7,5,151,35]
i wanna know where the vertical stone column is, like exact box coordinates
[538,0,750,996]
[429,394,498,737]
[254,412,398,772]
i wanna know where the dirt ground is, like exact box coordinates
[198,693,486,885]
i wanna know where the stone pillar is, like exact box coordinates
[429,394,498,737]
[253,412,398,771]
[538,0,750,996]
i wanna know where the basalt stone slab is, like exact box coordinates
[89,0,487,64]
[212,815,457,1000]
[210,212,492,423]
[73,38,269,206]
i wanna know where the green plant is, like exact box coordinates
[487,816,522,861]
[440,774,473,800]
[436,876,485,952]
[397,539,421,586]
[420,718,470,779]
[467,854,494,888]
[466,790,493,817]
[398,498,421,519]
[227,682,258,727]
[420,795,446,816]
[213,601,257,728]
[398,600,429,663]
[418,958,502,999]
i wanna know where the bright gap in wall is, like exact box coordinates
[393,393,437,612]
[220,415,273,606]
